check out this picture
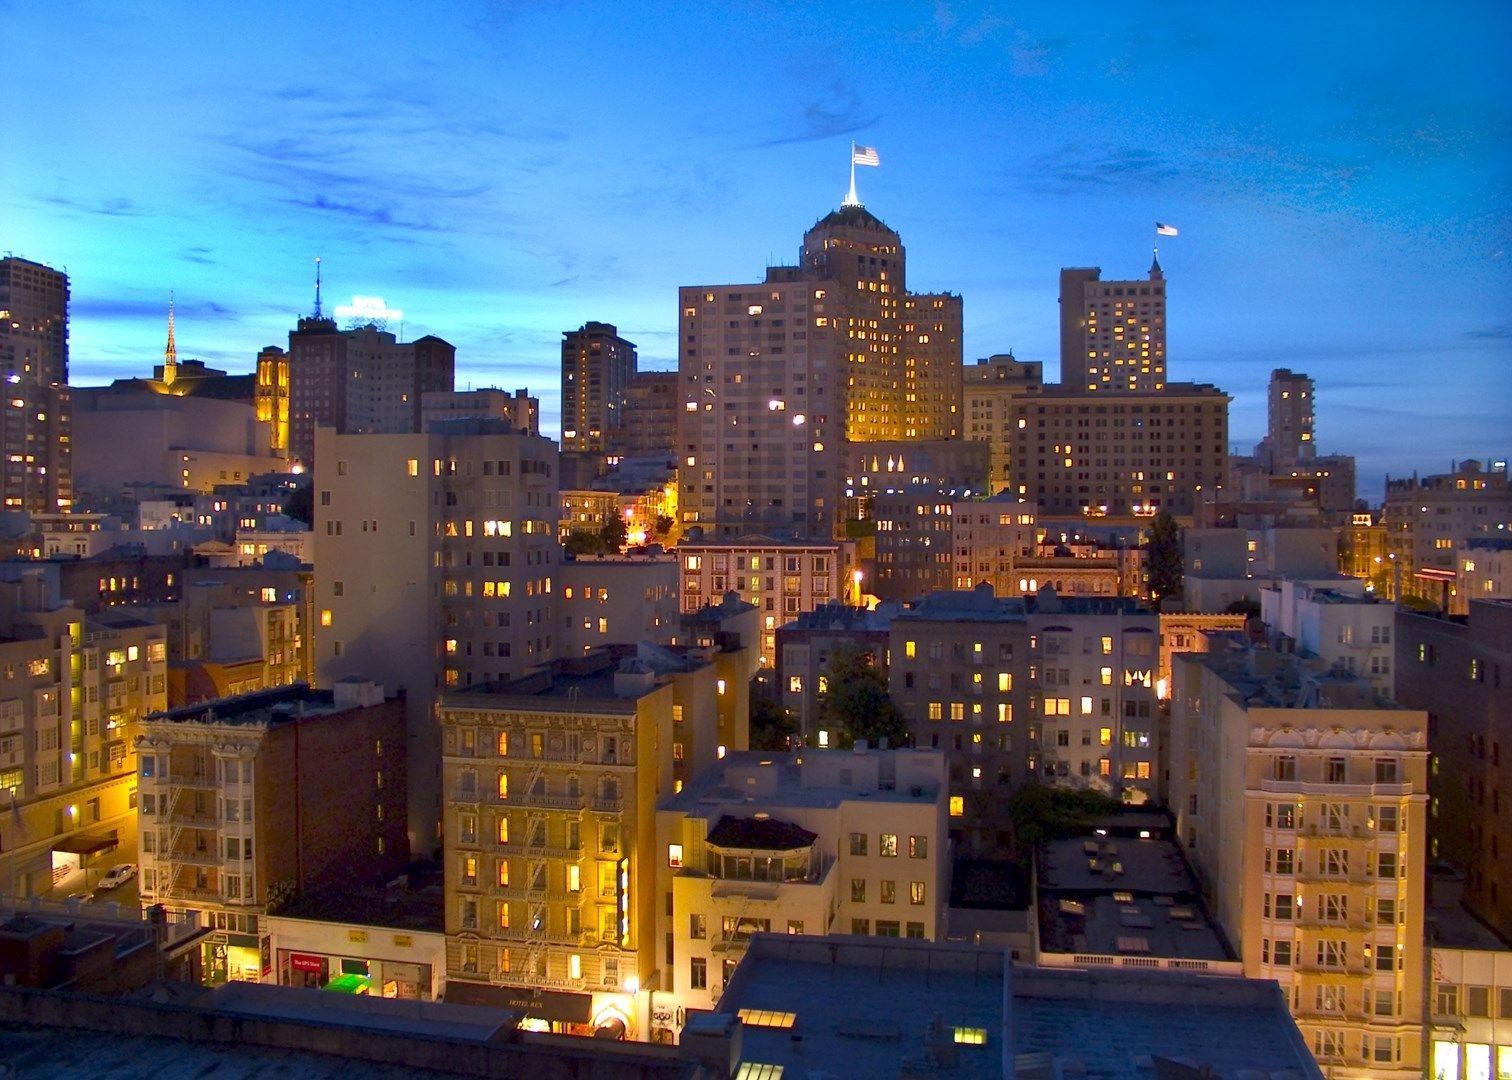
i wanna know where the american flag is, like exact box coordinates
[1155,223,1179,236]
[852,145,880,167]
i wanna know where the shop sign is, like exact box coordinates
[289,952,325,974]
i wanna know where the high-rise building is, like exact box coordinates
[1262,368,1316,469]
[963,353,1043,495]
[1058,262,1167,393]
[1007,381,1229,519]
[285,298,455,467]
[1169,641,1427,1078]
[561,322,637,455]
[677,203,962,538]
[313,419,560,852]
[606,371,677,461]
[0,256,72,513]
[1395,600,1512,941]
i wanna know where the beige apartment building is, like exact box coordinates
[313,419,561,852]
[439,645,746,1039]
[963,353,1044,495]
[677,536,860,666]
[1059,263,1167,394]
[0,256,72,514]
[676,203,962,539]
[652,748,949,1038]
[0,571,166,898]
[1454,538,1512,614]
[1168,643,1428,1078]
[558,555,679,656]
[136,680,408,984]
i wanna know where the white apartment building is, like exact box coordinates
[652,748,948,1039]
[1261,579,1396,698]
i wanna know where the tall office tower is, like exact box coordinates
[678,203,962,538]
[313,419,560,853]
[963,354,1044,495]
[285,288,455,467]
[0,256,72,512]
[606,371,677,461]
[901,293,964,438]
[1169,642,1427,1079]
[561,322,637,454]
[1058,262,1166,392]
[1263,368,1316,469]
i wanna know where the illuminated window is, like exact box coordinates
[496,773,508,799]
[905,640,916,659]
[668,844,684,868]
[998,672,1011,692]
[949,796,964,817]
[954,1028,986,1045]
[737,1009,797,1029]
[320,609,333,627]
[497,817,509,844]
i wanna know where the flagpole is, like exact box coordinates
[845,141,859,207]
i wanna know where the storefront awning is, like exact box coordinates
[444,981,592,1023]
[53,834,119,856]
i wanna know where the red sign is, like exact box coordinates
[289,952,325,974]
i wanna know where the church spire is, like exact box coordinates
[163,293,178,385]
[312,256,324,319]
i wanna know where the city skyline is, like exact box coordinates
[5,3,1509,492]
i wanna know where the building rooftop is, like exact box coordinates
[1427,868,1512,951]
[449,643,710,710]
[898,584,1154,624]
[706,814,818,851]
[779,599,902,634]
[714,935,1319,1080]
[145,680,387,729]
[1037,835,1233,962]
[662,749,942,816]
[1185,643,1400,710]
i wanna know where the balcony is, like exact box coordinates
[155,773,219,791]
[1259,778,1412,798]
[588,796,623,814]
[158,849,223,867]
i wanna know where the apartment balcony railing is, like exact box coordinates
[1259,778,1412,798]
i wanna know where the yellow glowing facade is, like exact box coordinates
[255,346,290,454]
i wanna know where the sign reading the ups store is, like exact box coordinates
[504,988,592,1023]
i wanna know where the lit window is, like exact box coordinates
[949,796,964,818]
[737,1009,797,1029]
[320,609,333,627]
[954,1028,987,1045]
[668,844,684,868]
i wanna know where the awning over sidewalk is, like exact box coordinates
[444,981,591,1023]
[53,834,119,856]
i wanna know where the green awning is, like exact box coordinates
[322,973,370,994]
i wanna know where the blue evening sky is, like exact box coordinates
[4,1,1509,495]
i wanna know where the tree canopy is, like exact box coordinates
[749,693,796,751]
[1147,510,1183,604]
[815,646,909,749]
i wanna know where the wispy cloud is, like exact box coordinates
[39,195,147,217]
[757,80,879,147]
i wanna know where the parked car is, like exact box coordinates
[96,863,137,891]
